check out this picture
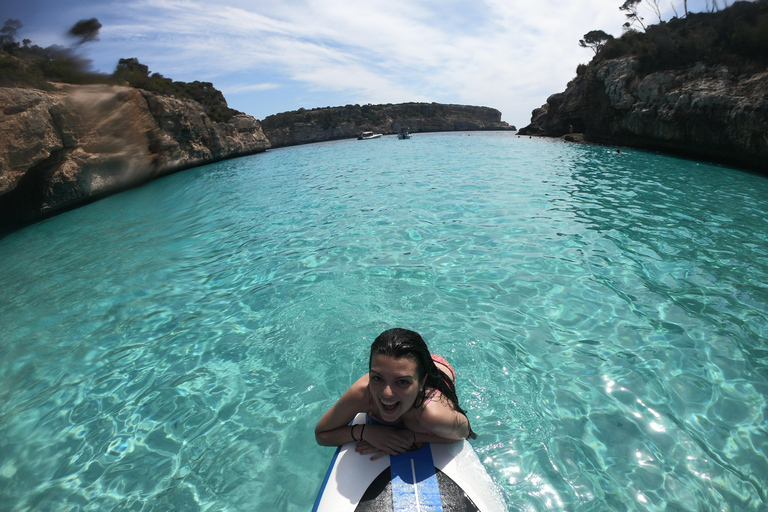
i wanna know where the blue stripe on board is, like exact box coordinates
[390,445,443,512]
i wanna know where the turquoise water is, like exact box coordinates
[1,132,767,511]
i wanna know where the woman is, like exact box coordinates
[315,328,476,460]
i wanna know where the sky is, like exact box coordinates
[2,0,715,127]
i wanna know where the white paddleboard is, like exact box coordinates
[313,413,506,512]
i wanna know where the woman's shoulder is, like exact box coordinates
[416,392,465,435]
[327,374,370,414]
[314,373,371,435]
[346,374,370,400]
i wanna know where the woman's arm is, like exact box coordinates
[315,375,369,446]
[354,395,472,459]
[415,398,471,442]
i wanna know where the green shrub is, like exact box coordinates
[113,58,240,122]
[593,0,768,74]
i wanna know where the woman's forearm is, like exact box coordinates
[315,424,363,446]
[414,412,471,443]
[412,430,463,445]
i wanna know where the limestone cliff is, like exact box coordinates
[518,57,768,172]
[0,83,270,233]
[519,0,768,173]
[262,102,514,148]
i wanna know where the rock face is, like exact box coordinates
[262,102,514,148]
[519,57,768,173]
[0,83,270,233]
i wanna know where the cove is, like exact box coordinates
[1,132,766,511]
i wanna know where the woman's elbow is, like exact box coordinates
[314,427,327,446]
[452,416,472,440]
[448,429,469,442]
[315,424,336,446]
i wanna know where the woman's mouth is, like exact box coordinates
[380,398,400,414]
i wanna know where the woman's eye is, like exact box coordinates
[371,375,382,382]
[398,380,411,386]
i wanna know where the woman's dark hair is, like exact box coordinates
[369,327,477,439]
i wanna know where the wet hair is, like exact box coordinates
[369,328,477,439]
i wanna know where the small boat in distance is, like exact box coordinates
[397,127,411,139]
[358,131,382,140]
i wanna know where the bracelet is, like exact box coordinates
[350,425,358,441]
[360,424,366,442]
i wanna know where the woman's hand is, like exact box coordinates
[354,425,415,460]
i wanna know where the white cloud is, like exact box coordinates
[86,0,641,124]
[223,82,281,94]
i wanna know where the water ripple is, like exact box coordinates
[1,133,767,511]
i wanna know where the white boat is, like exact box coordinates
[358,131,382,140]
[397,127,411,139]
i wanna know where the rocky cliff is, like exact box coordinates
[0,83,270,233]
[261,102,514,148]
[519,0,768,174]
[518,57,768,172]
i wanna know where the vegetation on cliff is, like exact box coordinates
[112,58,239,123]
[260,102,488,131]
[262,104,383,130]
[521,0,768,172]
[260,102,511,148]
[582,0,768,75]
[0,18,238,122]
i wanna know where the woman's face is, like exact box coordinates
[369,354,426,422]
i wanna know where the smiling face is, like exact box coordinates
[369,354,426,422]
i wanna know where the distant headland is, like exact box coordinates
[261,103,513,148]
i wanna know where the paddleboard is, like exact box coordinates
[313,413,506,512]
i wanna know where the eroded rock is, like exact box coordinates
[519,57,768,172]
[0,83,270,232]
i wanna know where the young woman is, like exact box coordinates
[315,328,476,460]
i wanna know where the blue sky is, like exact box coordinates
[2,0,714,126]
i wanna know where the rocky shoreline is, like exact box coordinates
[0,92,514,234]
[519,57,768,174]
[0,83,270,234]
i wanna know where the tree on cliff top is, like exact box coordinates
[0,18,106,87]
[620,0,647,31]
[580,30,614,54]
[113,57,239,122]
[1,18,23,48]
[68,18,101,46]
[113,57,151,88]
[592,0,768,74]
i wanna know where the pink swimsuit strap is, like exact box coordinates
[431,354,456,381]
[417,389,438,421]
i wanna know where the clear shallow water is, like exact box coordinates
[1,132,767,511]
